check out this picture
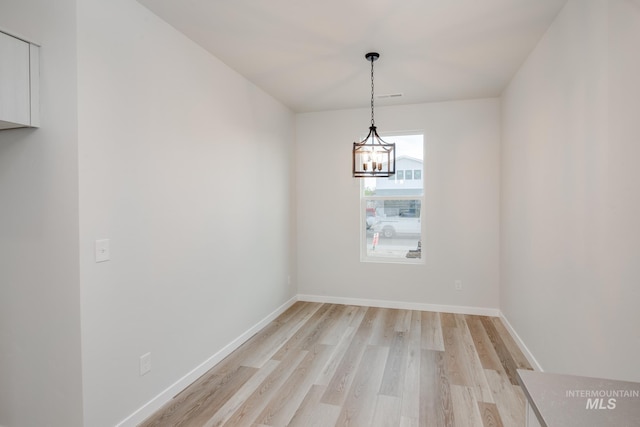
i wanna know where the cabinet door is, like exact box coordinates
[0,31,31,129]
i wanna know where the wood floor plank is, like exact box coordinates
[221,350,308,427]
[477,402,505,427]
[314,325,357,387]
[395,309,413,333]
[379,331,408,397]
[479,318,522,385]
[270,303,333,360]
[287,385,341,427]
[141,304,532,427]
[255,344,334,426]
[400,415,418,427]
[202,360,280,427]
[370,308,401,346]
[321,307,378,406]
[225,302,310,369]
[334,345,389,426]
[450,385,483,427]
[440,314,473,388]
[240,302,322,369]
[440,312,458,329]
[372,394,402,427]
[141,365,257,427]
[456,316,495,403]
[484,369,526,427]
[305,304,348,348]
[319,305,367,346]
[421,311,445,351]
[400,311,422,421]
[420,350,454,427]
[488,317,532,370]
[465,315,504,372]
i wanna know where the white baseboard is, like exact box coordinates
[498,311,543,372]
[297,294,501,317]
[115,295,298,427]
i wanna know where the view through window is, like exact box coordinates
[361,133,424,263]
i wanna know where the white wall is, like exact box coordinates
[296,100,500,311]
[4,0,637,425]
[0,1,84,426]
[76,0,295,425]
[501,0,640,382]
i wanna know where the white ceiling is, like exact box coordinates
[137,0,567,113]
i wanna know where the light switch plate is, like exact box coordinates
[95,239,110,262]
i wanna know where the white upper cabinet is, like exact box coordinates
[0,30,39,130]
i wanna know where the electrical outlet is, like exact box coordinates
[455,280,463,291]
[140,352,151,376]
[95,239,110,263]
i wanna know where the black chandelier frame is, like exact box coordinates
[352,52,396,178]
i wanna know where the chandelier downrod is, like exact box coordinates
[366,52,379,127]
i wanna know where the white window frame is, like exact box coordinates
[360,132,425,264]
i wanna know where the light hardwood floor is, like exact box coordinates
[140,302,532,427]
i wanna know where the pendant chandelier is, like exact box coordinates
[352,52,396,178]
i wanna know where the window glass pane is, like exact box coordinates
[365,199,422,259]
[361,133,424,263]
